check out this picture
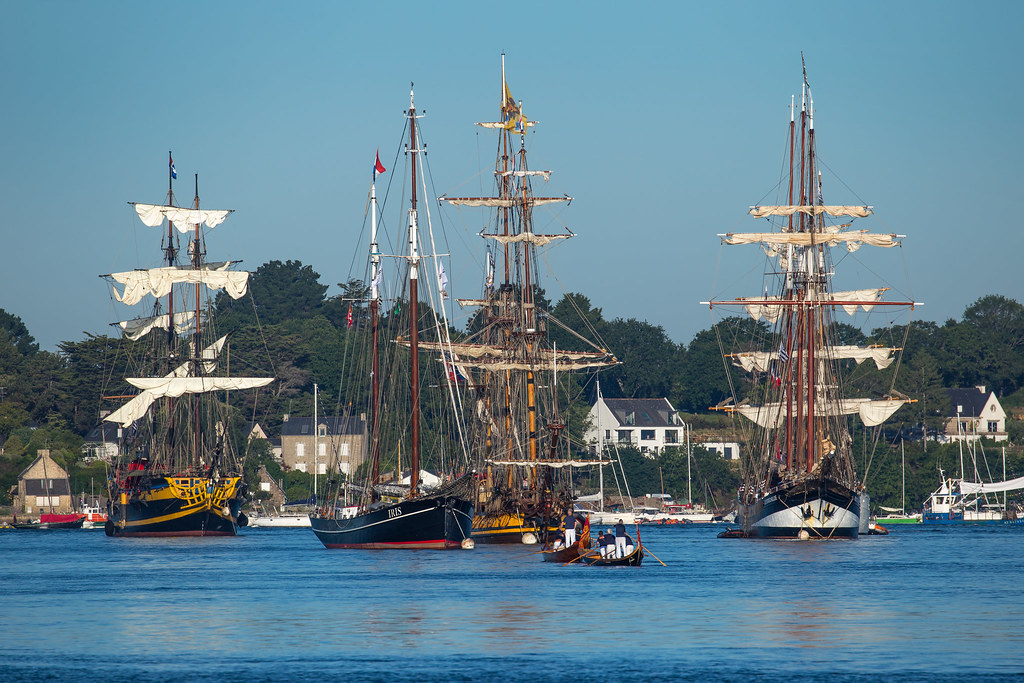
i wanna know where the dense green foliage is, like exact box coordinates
[1,261,1021,513]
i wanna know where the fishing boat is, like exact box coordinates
[438,55,617,545]
[706,59,916,539]
[80,503,108,530]
[12,514,85,530]
[101,156,274,537]
[308,87,475,550]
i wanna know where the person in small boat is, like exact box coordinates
[624,533,635,556]
[551,529,565,550]
[600,529,615,557]
[563,510,578,546]
[614,519,626,558]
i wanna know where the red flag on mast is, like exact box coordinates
[346,305,354,328]
[373,150,386,179]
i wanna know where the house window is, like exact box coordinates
[318,442,327,456]
[665,430,678,444]
[724,447,734,459]
[340,443,350,456]
[624,412,635,426]
[641,430,655,441]
[604,430,611,440]
[318,424,327,437]
[988,421,998,432]
[296,443,305,458]
[295,463,307,473]
[260,482,271,492]
[617,430,632,443]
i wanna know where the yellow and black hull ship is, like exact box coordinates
[471,513,560,544]
[105,474,247,537]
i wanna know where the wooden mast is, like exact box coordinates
[785,95,795,470]
[407,85,421,498]
[192,173,203,469]
[369,159,382,500]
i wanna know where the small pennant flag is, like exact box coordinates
[371,266,384,296]
[438,262,449,299]
[373,150,386,180]
[485,248,495,288]
[346,305,354,328]
[778,342,790,363]
[169,156,177,180]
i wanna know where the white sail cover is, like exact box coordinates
[484,232,572,246]
[441,197,571,208]
[732,345,896,373]
[476,121,537,129]
[749,205,872,218]
[134,203,232,232]
[126,376,273,397]
[723,230,899,250]
[739,288,886,322]
[110,265,249,306]
[735,397,907,428]
[118,311,195,341]
[958,475,1024,495]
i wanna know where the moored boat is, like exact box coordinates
[309,87,474,550]
[705,58,916,539]
[101,155,274,537]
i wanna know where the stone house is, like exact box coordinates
[280,414,367,476]
[14,449,74,515]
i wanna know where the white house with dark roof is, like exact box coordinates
[943,386,1007,443]
[584,397,685,455]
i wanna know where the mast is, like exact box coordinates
[597,379,604,512]
[313,382,319,500]
[369,158,382,500]
[407,84,421,498]
[192,173,203,468]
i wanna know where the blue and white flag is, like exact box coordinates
[169,156,177,180]
[778,341,790,363]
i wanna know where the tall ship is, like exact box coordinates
[706,61,916,539]
[438,56,618,544]
[308,87,476,549]
[102,155,273,537]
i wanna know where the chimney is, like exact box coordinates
[976,386,986,394]
[282,414,290,422]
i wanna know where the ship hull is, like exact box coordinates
[309,495,474,549]
[471,512,561,544]
[739,478,860,539]
[105,475,245,537]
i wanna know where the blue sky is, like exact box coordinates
[2,1,1022,352]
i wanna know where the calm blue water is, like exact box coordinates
[1,524,1022,682]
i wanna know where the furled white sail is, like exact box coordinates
[476,121,537,129]
[117,311,195,341]
[958,475,1024,495]
[134,203,233,232]
[722,230,899,250]
[407,339,613,363]
[440,196,571,208]
[104,336,232,426]
[738,288,886,322]
[732,345,897,373]
[110,265,249,306]
[126,376,273,397]
[496,170,551,180]
[483,232,572,246]
[749,205,872,218]
[735,397,907,428]
[485,459,611,469]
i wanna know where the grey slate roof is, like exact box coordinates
[945,387,992,418]
[602,398,679,428]
[280,416,365,437]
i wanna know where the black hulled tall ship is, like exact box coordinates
[706,61,917,539]
[309,88,475,549]
[103,156,273,537]
[437,56,617,544]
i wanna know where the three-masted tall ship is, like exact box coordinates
[706,62,916,539]
[439,56,617,544]
[103,155,273,537]
[308,88,476,550]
